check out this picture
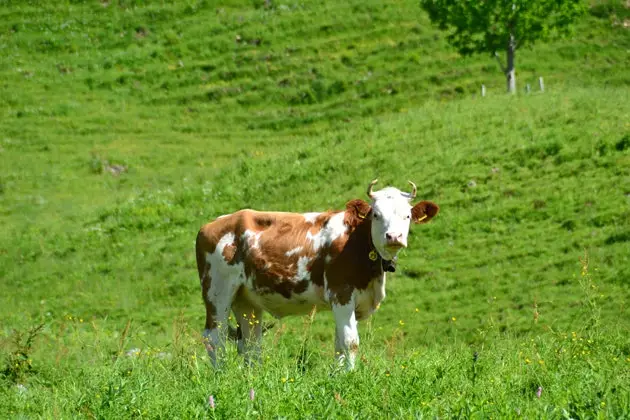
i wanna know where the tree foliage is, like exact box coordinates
[420,0,588,57]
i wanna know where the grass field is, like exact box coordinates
[1,0,630,417]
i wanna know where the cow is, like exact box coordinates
[195,179,439,369]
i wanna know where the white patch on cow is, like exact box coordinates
[373,274,386,307]
[206,233,245,293]
[326,211,347,240]
[285,246,303,257]
[325,255,332,264]
[303,212,320,223]
[295,256,311,281]
[242,229,262,249]
[305,230,322,251]
[332,299,359,371]
[203,232,246,366]
[306,211,346,251]
[216,214,229,219]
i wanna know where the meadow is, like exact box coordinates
[1,0,629,417]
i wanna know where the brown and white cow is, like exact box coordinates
[195,179,439,369]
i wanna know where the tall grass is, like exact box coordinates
[1,256,628,417]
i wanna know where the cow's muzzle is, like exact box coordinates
[385,232,407,249]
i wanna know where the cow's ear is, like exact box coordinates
[411,201,439,224]
[345,199,372,227]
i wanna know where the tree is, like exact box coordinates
[420,0,587,93]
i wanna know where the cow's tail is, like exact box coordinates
[195,229,207,281]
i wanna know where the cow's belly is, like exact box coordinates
[240,282,330,319]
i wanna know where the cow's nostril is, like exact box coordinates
[386,233,401,242]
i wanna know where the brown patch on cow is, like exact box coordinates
[307,253,327,287]
[245,238,303,295]
[344,199,371,228]
[222,242,236,262]
[195,230,209,280]
[293,279,310,294]
[411,200,440,224]
[247,249,311,298]
[253,214,273,229]
[196,214,239,256]
[325,218,383,305]
[200,265,217,330]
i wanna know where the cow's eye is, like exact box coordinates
[405,215,410,220]
[373,213,380,220]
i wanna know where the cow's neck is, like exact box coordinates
[352,217,395,274]
[359,217,397,273]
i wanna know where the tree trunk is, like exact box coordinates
[506,32,516,94]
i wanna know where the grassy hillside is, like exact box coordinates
[1,0,629,417]
[1,0,629,131]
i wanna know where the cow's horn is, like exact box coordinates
[367,179,378,199]
[407,181,417,199]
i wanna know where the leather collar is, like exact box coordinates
[381,257,396,273]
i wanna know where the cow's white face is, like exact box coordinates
[367,183,440,261]
[370,187,413,261]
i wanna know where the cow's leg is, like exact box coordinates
[201,266,239,367]
[232,297,263,366]
[332,300,359,371]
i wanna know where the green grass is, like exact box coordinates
[1,0,630,417]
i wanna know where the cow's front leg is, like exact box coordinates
[332,300,359,371]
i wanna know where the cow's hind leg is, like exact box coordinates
[201,265,239,367]
[232,295,263,366]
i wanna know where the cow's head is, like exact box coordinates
[367,179,439,261]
